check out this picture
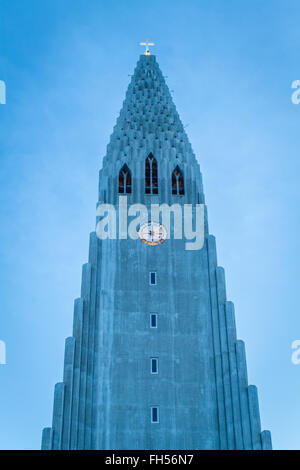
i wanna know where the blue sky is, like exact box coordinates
[0,0,300,449]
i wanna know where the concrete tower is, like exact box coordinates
[41,52,272,450]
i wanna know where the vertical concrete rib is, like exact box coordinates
[77,263,92,449]
[216,267,234,449]
[84,233,99,449]
[235,340,252,449]
[61,336,75,449]
[41,427,53,450]
[70,298,84,449]
[248,385,262,450]
[51,382,65,450]
[261,430,272,450]
[225,301,243,449]
[207,235,227,449]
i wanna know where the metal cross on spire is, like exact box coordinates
[140,39,155,55]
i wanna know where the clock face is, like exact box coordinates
[138,222,167,246]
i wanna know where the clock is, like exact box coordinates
[138,222,167,246]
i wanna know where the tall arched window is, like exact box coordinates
[172,166,184,195]
[118,164,132,194]
[145,153,158,194]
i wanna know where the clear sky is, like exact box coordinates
[0,0,299,450]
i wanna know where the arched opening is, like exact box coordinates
[172,166,184,195]
[118,164,132,194]
[145,153,158,194]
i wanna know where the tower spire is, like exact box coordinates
[103,52,197,173]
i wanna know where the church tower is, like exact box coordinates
[41,48,272,450]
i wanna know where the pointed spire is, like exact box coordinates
[104,54,197,167]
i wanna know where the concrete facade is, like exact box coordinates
[41,54,272,450]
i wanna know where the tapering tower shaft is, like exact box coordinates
[42,54,271,450]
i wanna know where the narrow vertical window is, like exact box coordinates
[119,164,132,194]
[151,358,158,374]
[150,313,157,328]
[171,165,184,195]
[152,157,158,194]
[145,157,151,194]
[151,406,159,423]
[145,153,158,194]
[149,272,156,285]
